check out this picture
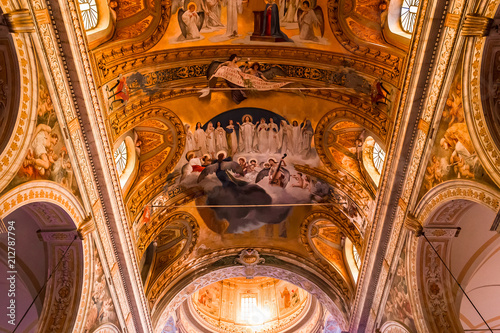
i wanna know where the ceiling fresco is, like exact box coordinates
[1,62,81,199]
[88,0,409,329]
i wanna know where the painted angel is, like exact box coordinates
[177,3,205,41]
[297,1,324,42]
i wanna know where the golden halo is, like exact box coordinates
[242,114,253,122]
[187,2,197,10]
[238,156,247,163]
[268,157,277,163]
[216,150,227,159]
[185,151,196,161]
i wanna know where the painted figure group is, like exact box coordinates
[184,116,314,158]
[175,0,324,42]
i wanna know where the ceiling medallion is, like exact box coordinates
[235,249,265,278]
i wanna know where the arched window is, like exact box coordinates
[114,140,127,175]
[362,137,385,186]
[78,0,99,30]
[353,244,361,269]
[372,141,386,173]
[400,0,419,33]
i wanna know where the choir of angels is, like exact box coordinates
[184,115,314,159]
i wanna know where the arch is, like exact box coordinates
[462,2,500,190]
[0,31,38,192]
[93,323,121,333]
[414,180,500,223]
[407,180,500,333]
[300,210,363,288]
[379,320,411,333]
[150,253,350,333]
[315,110,386,198]
[0,181,92,333]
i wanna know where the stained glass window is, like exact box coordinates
[78,0,98,30]
[372,142,385,173]
[114,141,127,175]
[401,0,419,33]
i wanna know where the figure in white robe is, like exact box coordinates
[256,118,269,153]
[301,119,314,157]
[194,122,208,156]
[268,118,279,154]
[206,122,216,158]
[279,120,291,154]
[291,120,302,155]
[226,120,238,154]
[185,124,196,153]
[202,0,224,29]
[298,2,320,41]
[178,4,203,41]
[282,0,300,22]
[225,0,244,37]
[215,121,228,152]
[237,115,255,153]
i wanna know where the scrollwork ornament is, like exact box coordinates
[235,249,265,278]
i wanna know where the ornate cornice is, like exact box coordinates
[95,46,400,85]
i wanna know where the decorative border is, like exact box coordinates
[414,180,500,223]
[0,33,38,192]
[463,0,500,188]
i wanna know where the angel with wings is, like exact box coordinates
[177,2,205,41]
[297,1,324,42]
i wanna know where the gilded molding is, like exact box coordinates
[0,33,38,192]
[38,23,76,121]
[0,181,84,222]
[464,26,500,187]
[414,180,500,223]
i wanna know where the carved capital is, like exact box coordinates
[4,9,35,33]
[404,215,423,237]
[461,14,492,37]
[77,214,95,239]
